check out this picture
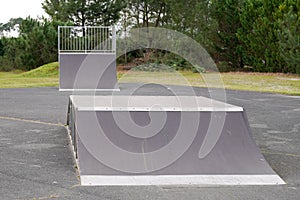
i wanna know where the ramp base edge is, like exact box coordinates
[80,175,285,186]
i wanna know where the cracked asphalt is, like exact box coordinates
[0,84,299,200]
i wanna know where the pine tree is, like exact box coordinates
[237,0,289,72]
[211,0,244,69]
[278,0,300,74]
[42,0,125,26]
[0,39,4,56]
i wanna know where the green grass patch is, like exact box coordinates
[19,62,59,78]
[221,72,300,95]
[0,62,59,88]
[0,62,299,95]
[118,71,300,95]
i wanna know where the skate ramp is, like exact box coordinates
[67,95,285,186]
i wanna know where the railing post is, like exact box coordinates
[58,26,60,54]
[85,26,87,54]
[112,26,116,53]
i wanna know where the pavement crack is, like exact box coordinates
[0,116,64,127]
[261,150,300,158]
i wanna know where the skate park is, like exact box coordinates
[0,86,299,199]
[0,26,299,199]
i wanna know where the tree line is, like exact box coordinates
[0,0,299,74]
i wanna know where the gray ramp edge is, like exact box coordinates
[59,54,119,91]
[67,96,285,186]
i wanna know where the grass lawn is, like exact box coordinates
[118,70,300,95]
[0,62,299,95]
[0,63,59,88]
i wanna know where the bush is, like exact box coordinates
[0,57,14,71]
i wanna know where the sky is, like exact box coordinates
[0,0,46,24]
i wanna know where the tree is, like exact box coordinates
[166,0,218,65]
[42,0,125,26]
[277,0,300,74]
[238,0,283,72]
[120,0,218,70]
[211,0,244,69]
[0,17,68,70]
[0,38,4,56]
[124,0,170,28]
[89,0,126,26]
[42,0,69,22]
[0,18,23,36]
[1,37,25,70]
[18,17,69,70]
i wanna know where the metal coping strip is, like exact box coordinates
[76,107,244,112]
[59,89,120,92]
[58,53,116,55]
[59,25,114,28]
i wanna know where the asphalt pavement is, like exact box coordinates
[0,84,299,200]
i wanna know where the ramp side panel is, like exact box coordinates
[59,54,118,90]
[75,110,278,176]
